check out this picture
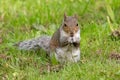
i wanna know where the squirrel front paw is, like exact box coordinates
[68,37,80,43]
[60,40,69,47]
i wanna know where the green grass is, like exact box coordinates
[0,0,120,80]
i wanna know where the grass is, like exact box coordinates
[0,0,120,80]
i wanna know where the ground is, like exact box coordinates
[0,0,120,80]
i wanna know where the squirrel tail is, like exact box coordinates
[15,36,51,52]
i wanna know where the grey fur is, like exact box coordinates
[17,36,51,52]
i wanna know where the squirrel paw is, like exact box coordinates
[68,37,80,43]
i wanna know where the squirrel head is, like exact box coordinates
[62,13,79,37]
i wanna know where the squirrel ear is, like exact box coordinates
[64,13,67,21]
[74,14,78,19]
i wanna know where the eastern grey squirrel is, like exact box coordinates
[16,14,80,64]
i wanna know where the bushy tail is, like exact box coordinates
[15,36,51,52]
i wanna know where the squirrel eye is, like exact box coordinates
[64,24,67,27]
[76,24,78,26]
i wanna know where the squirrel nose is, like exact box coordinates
[70,32,74,37]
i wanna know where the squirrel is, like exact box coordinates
[16,14,80,64]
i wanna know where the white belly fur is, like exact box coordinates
[55,45,80,63]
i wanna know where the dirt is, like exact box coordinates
[39,63,63,74]
[0,54,11,60]
[109,52,120,60]
[111,30,120,38]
